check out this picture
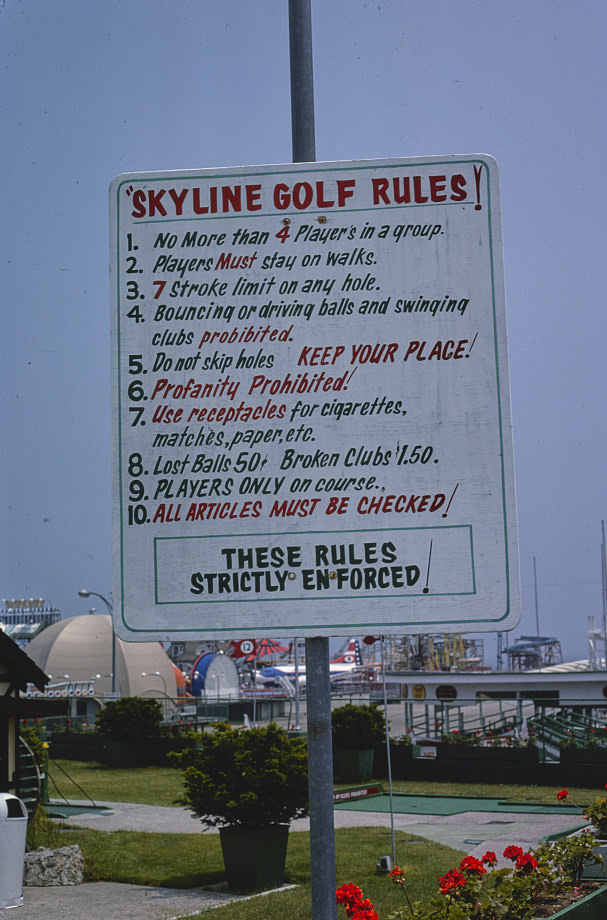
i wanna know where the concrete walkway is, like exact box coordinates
[20,800,584,920]
[21,881,239,920]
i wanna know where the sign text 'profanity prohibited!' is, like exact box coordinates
[110,156,520,640]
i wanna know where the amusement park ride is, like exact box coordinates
[4,597,607,708]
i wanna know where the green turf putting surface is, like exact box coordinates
[45,802,113,818]
[334,793,583,816]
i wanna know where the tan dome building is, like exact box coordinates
[25,614,178,705]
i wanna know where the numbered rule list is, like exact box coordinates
[110,155,519,640]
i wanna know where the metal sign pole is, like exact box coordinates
[289,3,337,918]
[380,636,396,867]
[294,639,302,730]
[289,0,316,163]
[305,636,337,920]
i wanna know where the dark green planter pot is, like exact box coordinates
[103,740,140,767]
[102,737,194,767]
[560,748,607,764]
[436,744,539,762]
[49,738,106,762]
[373,742,413,779]
[548,884,607,917]
[581,838,607,878]
[219,824,290,892]
[334,747,375,782]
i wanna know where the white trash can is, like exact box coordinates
[0,794,28,909]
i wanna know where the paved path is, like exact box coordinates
[22,881,239,920]
[21,800,584,920]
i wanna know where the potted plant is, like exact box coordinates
[332,704,384,782]
[96,697,163,766]
[560,735,607,764]
[172,722,308,891]
[437,729,539,762]
[373,734,413,780]
[95,698,195,766]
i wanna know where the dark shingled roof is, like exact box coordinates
[0,629,49,691]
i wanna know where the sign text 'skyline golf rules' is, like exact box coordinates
[110,155,520,640]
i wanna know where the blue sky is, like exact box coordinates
[1,0,606,664]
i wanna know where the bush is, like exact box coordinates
[562,735,604,751]
[172,722,309,829]
[96,698,163,744]
[332,704,385,751]
[20,725,47,766]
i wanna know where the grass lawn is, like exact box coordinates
[43,759,594,920]
[48,758,595,807]
[53,823,463,920]
[49,759,183,806]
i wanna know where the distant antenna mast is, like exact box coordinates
[602,521,607,669]
[533,556,540,637]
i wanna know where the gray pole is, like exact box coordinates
[289,0,316,164]
[601,521,607,669]
[533,556,540,637]
[294,638,301,730]
[289,4,336,918]
[380,637,396,867]
[78,589,116,694]
[305,636,337,920]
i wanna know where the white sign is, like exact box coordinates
[110,155,519,640]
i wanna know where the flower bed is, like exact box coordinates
[336,786,607,919]
[435,742,539,762]
[557,785,607,840]
[437,729,539,763]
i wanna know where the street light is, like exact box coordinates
[78,589,116,694]
[142,671,169,718]
[141,671,167,694]
[92,673,123,694]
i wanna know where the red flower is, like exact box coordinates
[351,909,378,920]
[337,883,364,912]
[459,856,486,877]
[438,868,467,893]
[390,866,405,881]
[336,884,378,920]
[482,851,497,867]
[503,845,524,861]
[515,852,539,875]
[557,789,569,801]
[354,899,378,920]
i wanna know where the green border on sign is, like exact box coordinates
[112,157,513,635]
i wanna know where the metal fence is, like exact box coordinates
[21,692,607,764]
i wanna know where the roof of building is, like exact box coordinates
[0,629,49,691]
[24,614,178,698]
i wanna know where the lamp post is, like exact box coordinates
[142,671,169,718]
[92,673,122,695]
[141,670,167,694]
[78,589,117,694]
